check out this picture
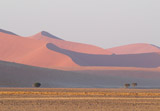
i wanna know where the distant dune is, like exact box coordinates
[30,31,112,55]
[1,60,160,88]
[108,43,160,55]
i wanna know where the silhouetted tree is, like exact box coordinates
[124,83,130,88]
[33,82,41,88]
[132,83,137,88]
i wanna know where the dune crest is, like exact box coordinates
[108,43,160,55]
[0,29,18,36]
[30,32,112,55]
[41,31,63,40]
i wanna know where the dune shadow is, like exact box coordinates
[151,44,160,49]
[0,29,18,36]
[46,43,160,68]
[41,31,63,40]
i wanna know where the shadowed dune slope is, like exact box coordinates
[0,32,78,68]
[30,32,112,55]
[47,43,160,68]
[0,60,160,88]
[41,31,63,40]
[0,29,18,36]
[108,43,160,55]
[57,66,160,72]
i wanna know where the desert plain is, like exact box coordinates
[1,29,160,111]
[1,88,160,111]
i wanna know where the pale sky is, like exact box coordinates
[0,0,160,48]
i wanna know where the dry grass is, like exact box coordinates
[1,88,160,111]
[1,91,160,97]
[1,88,160,97]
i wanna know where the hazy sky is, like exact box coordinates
[0,0,160,48]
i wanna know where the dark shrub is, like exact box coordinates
[132,83,137,88]
[124,83,130,88]
[33,82,41,88]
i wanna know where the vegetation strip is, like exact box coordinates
[1,91,160,96]
[1,97,160,100]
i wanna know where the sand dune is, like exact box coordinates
[0,32,78,68]
[108,43,160,55]
[56,66,160,72]
[40,31,63,40]
[1,29,160,69]
[0,60,160,88]
[30,31,112,55]
[47,43,160,68]
[0,29,18,36]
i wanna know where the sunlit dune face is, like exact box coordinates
[0,33,78,68]
[108,43,160,55]
[30,32,112,55]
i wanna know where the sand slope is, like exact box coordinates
[46,43,160,68]
[0,29,18,36]
[30,31,112,55]
[0,60,160,88]
[0,32,78,68]
[108,43,160,55]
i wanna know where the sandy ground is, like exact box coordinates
[1,88,160,111]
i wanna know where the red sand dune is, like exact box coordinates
[0,32,78,68]
[107,43,160,55]
[30,31,112,55]
[1,29,160,69]
[46,43,160,68]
